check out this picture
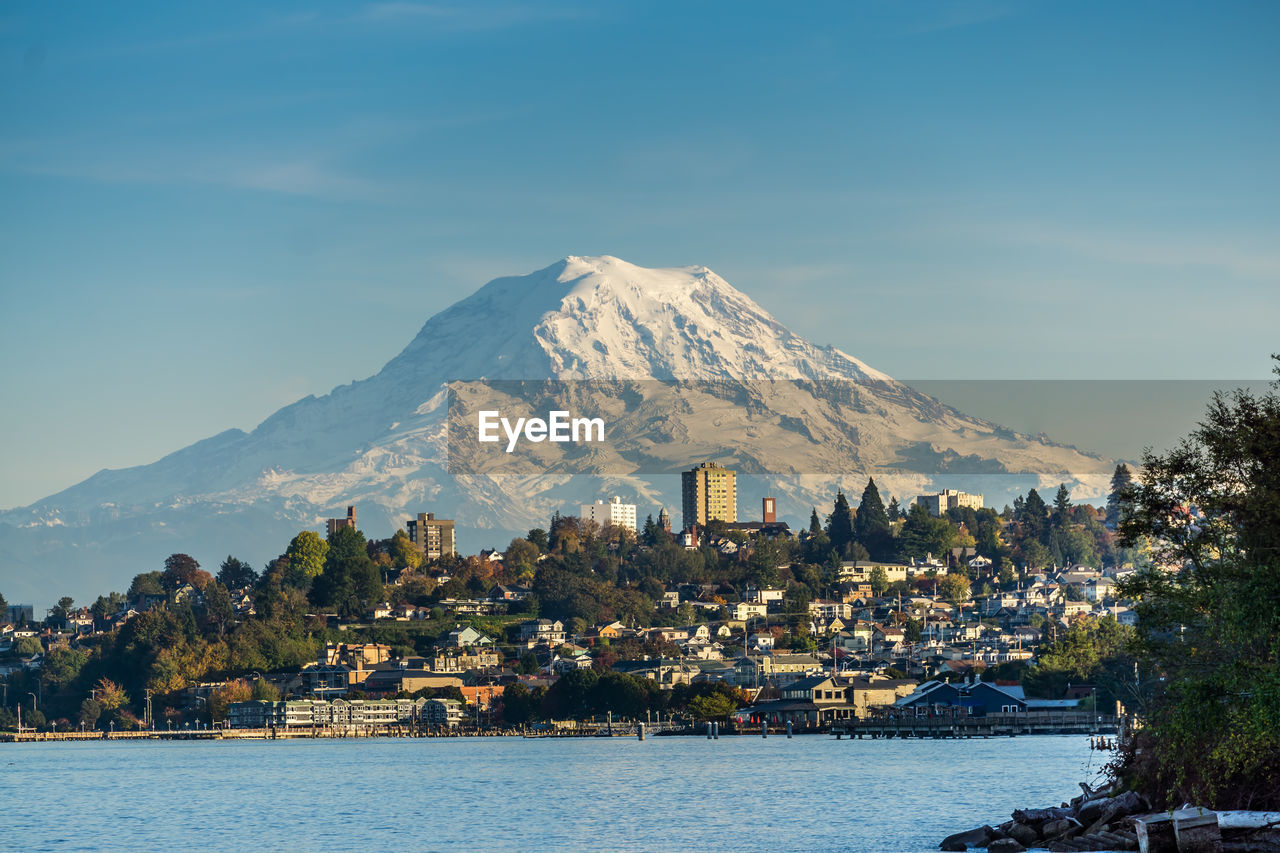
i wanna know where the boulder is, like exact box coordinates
[1041,817,1083,840]
[1006,823,1039,847]
[1076,796,1115,825]
[1110,791,1149,818]
[987,839,1026,853]
[939,825,993,851]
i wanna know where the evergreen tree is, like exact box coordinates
[641,515,657,546]
[311,526,381,617]
[897,503,955,561]
[216,556,258,590]
[1105,463,1133,530]
[854,478,893,560]
[887,496,901,521]
[1021,489,1050,546]
[1052,483,1072,530]
[808,508,822,535]
[826,491,856,557]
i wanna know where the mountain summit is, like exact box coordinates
[386,255,890,382]
[1,257,1111,603]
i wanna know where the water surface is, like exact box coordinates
[4,734,1105,851]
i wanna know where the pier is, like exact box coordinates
[830,712,1116,739]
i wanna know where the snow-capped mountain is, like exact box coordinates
[0,256,1113,604]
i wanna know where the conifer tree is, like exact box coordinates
[1106,463,1133,530]
[1022,488,1050,546]
[1052,483,1072,530]
[825,491,856,557]
[855,478,893,560]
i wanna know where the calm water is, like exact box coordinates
[3,734,1104,852]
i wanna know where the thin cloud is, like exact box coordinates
[355,1,595,31]
[895,0,1023,36]
[966,220,1280,281]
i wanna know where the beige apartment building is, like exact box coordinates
[681,462,737,528]
[406,512,456,560]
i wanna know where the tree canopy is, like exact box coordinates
[1113,363,1280,810]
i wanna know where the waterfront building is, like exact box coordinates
[227,697,437,729]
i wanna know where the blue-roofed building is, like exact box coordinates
[894,678,1077,717]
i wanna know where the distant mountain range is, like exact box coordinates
[0,256,1113,605]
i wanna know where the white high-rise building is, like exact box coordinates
[916,489,984,517]
[580,496,637,533]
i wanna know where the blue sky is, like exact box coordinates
[1,0,1277,509]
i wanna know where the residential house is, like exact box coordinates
[729,602,768,621]
[809,600,853,621]
[430,648,500,672]
[519,619,566,647]
[445,626,494,647]
[734,653,821,688]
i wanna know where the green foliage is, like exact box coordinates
[687,691,738,721]
[1022,615,1132,700]
[310,526,381,617]
[128,571,164,598]
[386,530,422,570]
[217,556,258,590]
[1106,463,1133,530]
[1111,366,1280,810]
[12,636,42,656]
[854,478,893,560]
[504,537,540,576]
[284,530,329,588]
[937,573,970,603]
[501,682,542,724]
[43,647,88,690]
[897,503,954,561]
[825,491,856,557]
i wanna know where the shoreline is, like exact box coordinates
[2,726,1109,743]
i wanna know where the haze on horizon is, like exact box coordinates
[1,1,1277,510]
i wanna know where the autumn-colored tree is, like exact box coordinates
[938,573,971,603]
[208,680,254,721]
[161,554,208,593]
[94,678,129,711]
[387,530,422,570]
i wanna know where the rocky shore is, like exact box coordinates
[940,786,1280,852]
